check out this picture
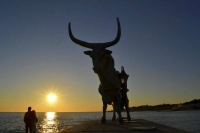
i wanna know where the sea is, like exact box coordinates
[0,111,199,133]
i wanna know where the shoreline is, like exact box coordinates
[108,109,200,112]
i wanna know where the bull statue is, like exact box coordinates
[68,17,124,124]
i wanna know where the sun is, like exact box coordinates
[47,93,57,103]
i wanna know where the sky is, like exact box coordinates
[0,0,200,112]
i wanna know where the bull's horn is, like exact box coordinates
[102,17,121,48]
[68,23,95,49]
[68,17,121,49]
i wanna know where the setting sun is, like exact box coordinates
[47,93,57,103]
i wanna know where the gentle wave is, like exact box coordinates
[0,111,200,133]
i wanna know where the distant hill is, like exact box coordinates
[183,99,200,105]
[126,99,200,112]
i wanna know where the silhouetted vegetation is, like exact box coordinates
[183,99,200,105]
[121,99,200,112]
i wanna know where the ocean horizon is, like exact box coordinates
[0,110,200,133]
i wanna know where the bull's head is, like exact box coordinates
[68,18,121,74]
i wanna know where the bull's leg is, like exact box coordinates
[112,102,116,121]
[124,94,131,121]
[116,101,124,124]
[100,101,107,124]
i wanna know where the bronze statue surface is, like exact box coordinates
[69,18,130,124]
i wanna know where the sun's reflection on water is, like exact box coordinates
[38,112,59,133]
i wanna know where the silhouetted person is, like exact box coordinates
[119,67,129,104]
[31,110,38,133]
[24,107,32,133]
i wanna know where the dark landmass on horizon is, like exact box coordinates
[128,99,200,112]
[110,99,200,112]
